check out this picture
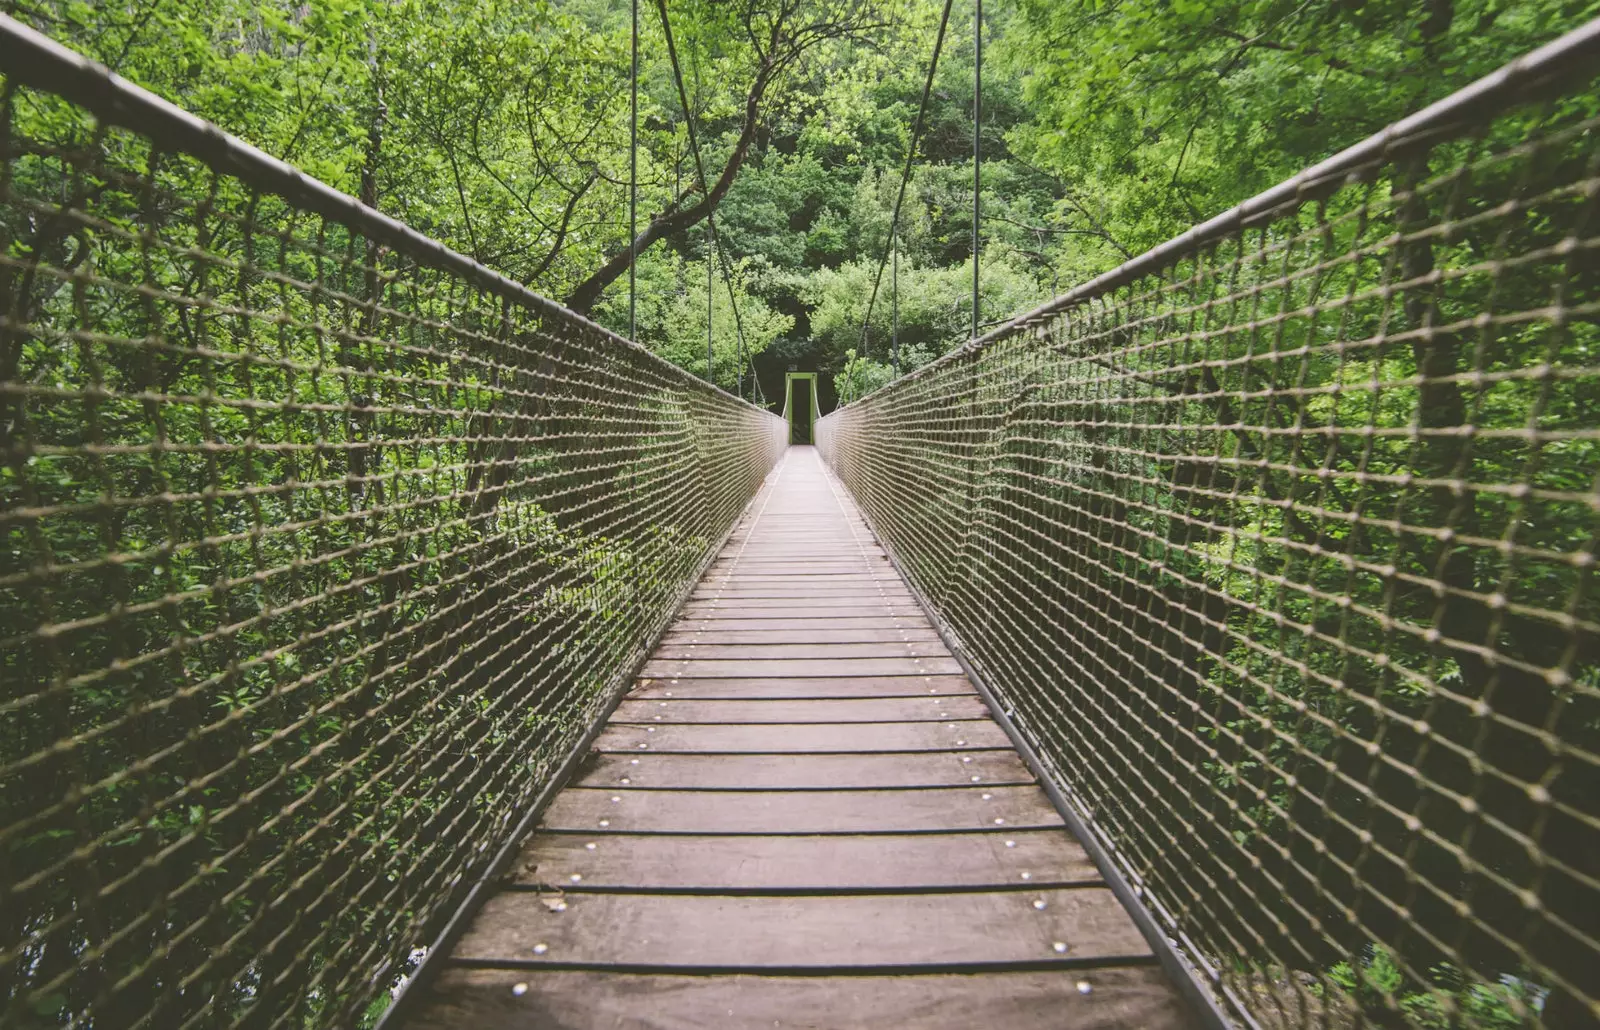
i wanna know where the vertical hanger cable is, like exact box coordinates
[972,0,981,343]
[854,0,956,374]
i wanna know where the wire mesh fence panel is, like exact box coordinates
[820,33,1600,1030]
[0,23,786,1030]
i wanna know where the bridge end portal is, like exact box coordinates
[783,371,820,445]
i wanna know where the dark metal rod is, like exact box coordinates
[855,0,956,359]
[892,235,900,376]
[834,12,1600,398]
[0,15,765,402]
[0,15,777,416]
[629,0,638,342]
[652,0,749,392]
[708,226,715,385]
[971,0,981,344]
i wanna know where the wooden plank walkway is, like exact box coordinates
[405,447,1194,1029]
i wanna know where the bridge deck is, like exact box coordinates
[405,447,1193,1029]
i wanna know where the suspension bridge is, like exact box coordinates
[1,10,1597,1030]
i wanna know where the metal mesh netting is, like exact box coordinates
[0,23,786,1030]
[819,34,1600,1030]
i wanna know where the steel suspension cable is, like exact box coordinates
[855,0,956,372]
[892,232,899,373]
[653,0,752,396]
[630,0,639,342]
[971,0,981,343]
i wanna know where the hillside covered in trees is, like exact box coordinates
[9,0,1594,409]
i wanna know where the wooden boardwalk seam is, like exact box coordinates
[406,447,1194,1029]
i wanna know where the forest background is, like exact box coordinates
[9,0,1596,411]
[5,2,1600,1026]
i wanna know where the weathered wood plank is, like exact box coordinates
[451,888,1154,967]
[639,657,964,678]
[661,626,942,644]
[613,696,989,724]
[677,604,923,618]
[664,618,933,633]
[693,579,912,590]
[695,576,900,583]
[707,566,896,575]
[649,642,951,661]
[718,545,880,553]
[573,751,1033,790]
[679,597,919,611]
[593,720,1010,754]
[700,570,896,579]
[408,969,1195,1030]
[711,554,887,562]
[514,830,1097,889]
[689,590,917,602]
[539,786,1064,834]
[629,675,974,699]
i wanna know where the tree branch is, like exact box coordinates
[562,0,879,315]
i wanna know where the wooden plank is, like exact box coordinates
[660,627,942,644]
[677,604,923,619]
[714,560,886,567]
[718,545,880,552]
[688,594,917,605]
[574,751,1034,790]
[639,657,964,678]
[704,564,893,570]
[514,830,1098,889]
[702,567,894,575]
[630,675,974,699]
[539,786,1064,834]
[715,541,878,547]
[693,577,907,587]
[718,551,879,557]
[408,968,1194,1030]
[613,696,989,724]
[648,642,951,661]
[690,586,915,598]
[664,617,932,632]
[679,596,919,611]
[718,540,881,546]
[705,571,892,579]
[700,577,897,586]
[713,557,886,563]
[451,888,1154,967]
[695,583,905,594]
[594,720,1010,754]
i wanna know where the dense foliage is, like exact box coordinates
[3,1,1599,1027]
[10,0,1596,403]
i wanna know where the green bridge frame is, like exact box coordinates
[783,371,820,445]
